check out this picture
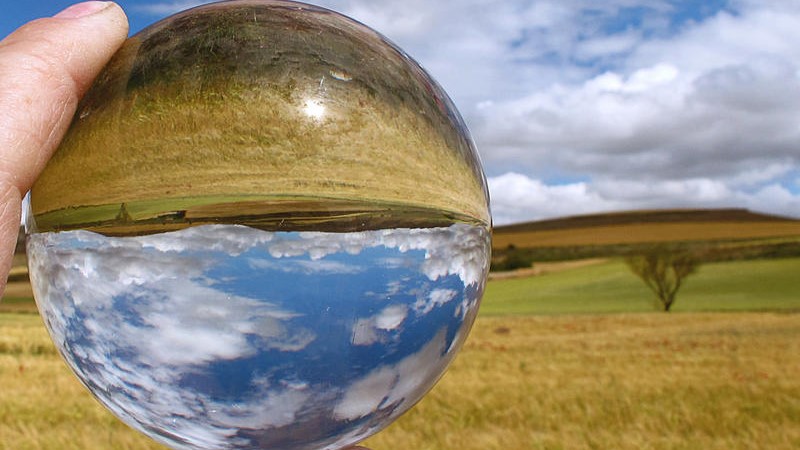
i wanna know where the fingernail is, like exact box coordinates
[54,1,113,19]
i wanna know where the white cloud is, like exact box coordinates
[575,30,642,61]
[489,172,623,224]
[129,1,800,223]
[140,224,274,255]
[27,226,317,448]
[414,288,457,315]
[352,305,409,346]
[326,1,800,224]
[248,257,364,275]
[374,305,408,330]
[334,328,455,421]
[471,2,800,223]
[490,171,800,225]
[267,224,490,286]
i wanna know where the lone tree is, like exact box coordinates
[625,247,700,312]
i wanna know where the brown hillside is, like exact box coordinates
[492,209,800,250]
[493,208,795,234]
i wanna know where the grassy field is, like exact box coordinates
[490,208,800,272]
[3,209,799,448]
[1,311,798,449]
[0,313,163,450]
[483,257,800,315]
[30,5,490,232]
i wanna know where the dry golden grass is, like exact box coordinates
[31,53,489,230]
[492,221,800,250]
[364,313,800,449]
[0,313,164,450]
[1,312,798,449]
[0,283,35,315]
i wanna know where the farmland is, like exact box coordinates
[483,257,800,315]
[490,208,800,269]
[2,208,799,448]
[1,309,798,449]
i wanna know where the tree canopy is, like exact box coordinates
[626,247,700,312]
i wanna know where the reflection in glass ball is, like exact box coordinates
[25,1,490,449]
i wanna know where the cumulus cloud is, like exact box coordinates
[490,171,800,225]
[268,224,490,286]
[28,223,489,447]
[27,226,316,448]
[329,1,800,224]
[352,305,409,346]
[139,223,274,255]
[334,328,454,422]
[248,257,364,275]
[470,2,800,223]
[414,289,457,315]
[489,172,624,224]
[131,1,800,224]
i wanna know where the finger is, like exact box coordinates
[0,2,129,295]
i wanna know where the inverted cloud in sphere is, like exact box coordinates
[28,222,489,447]
[265,224,489,286]
[333,327,452,421]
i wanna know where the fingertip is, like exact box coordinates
[54,1,116,20]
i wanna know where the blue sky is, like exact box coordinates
[4,1,800,224]
[0,2,164,37]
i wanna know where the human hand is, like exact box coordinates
[0,2,128,295]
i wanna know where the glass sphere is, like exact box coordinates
[25,1,490,449]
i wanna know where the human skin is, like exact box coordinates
[0,1,129,295]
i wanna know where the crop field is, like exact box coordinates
[1,307,799,450]
[3,208,798,448]
[2,254,799,449]
[491,221,800,249]
[490,208,800,271]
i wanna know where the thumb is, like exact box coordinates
[0,2,129,295]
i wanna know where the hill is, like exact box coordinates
[492,208,800,249]
[493,208,795,234]
[491,208,800,270]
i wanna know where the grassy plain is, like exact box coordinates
[366,313,800,450]
[4,208,799,448]
[483,257,800,315]
[1,311,798,450]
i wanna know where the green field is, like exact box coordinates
[483,257,800,315]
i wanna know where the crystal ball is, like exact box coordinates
[24,1,490,449]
